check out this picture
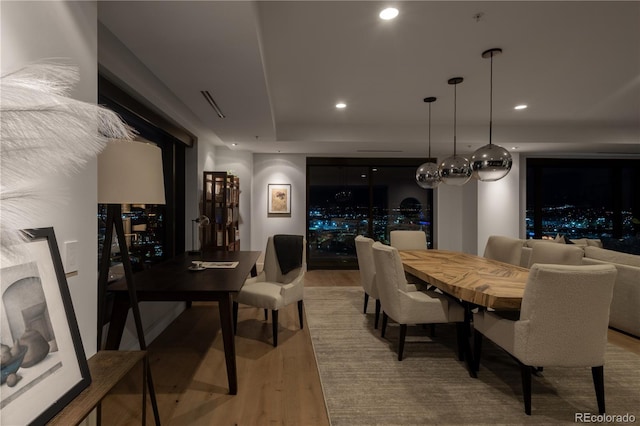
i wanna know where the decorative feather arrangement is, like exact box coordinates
[0,61,134,254]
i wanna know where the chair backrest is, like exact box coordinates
[263,235,306,284]
[483,235,523,266]
[355,235,377,298]
[372,242,411,319]
[527,242,584,268]
[389,230,427,250]
[515,263,617,367]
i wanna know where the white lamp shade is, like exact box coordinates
[98,139,166,204]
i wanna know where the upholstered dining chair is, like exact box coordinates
[355,235,381,329]
[472,263,617,415]
[371,242,465,361]
[483,235,524,266]
[389,230,427,250]
[234,235,306,347]
[527,242,584,268]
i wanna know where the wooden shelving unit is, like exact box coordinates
[202,171,240,251]
[47,350,147,425]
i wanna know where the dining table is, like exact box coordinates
[399,249,530,376]
[105,250,261,395]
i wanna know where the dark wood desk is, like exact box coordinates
[105,251,261,395]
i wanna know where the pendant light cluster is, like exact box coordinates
[415,47,512,189]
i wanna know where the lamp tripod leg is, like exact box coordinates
[112,205,162,425]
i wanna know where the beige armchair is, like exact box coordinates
[389,230,427,250]
[473,263,617,415]
[234,235,306,347]
[372,242,465,361]
[527,241,584,268]
[355,235,381,328]
[483,235,524,266]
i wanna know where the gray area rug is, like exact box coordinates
[304,286,640,426]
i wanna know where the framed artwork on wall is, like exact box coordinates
[1,227,90,425]
[267,184,291,216]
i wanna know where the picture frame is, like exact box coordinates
[267,184,291,216]
[1,227,90,425]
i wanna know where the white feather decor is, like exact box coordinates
[0,61,135,253]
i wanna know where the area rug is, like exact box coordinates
[304,286,640,426]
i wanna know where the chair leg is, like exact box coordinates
[381,312,388,338]
[520,362,532,415]
[398,324,407,361]
[298,300,304,329]
[272,310,278,347]
[592,366,605,414]
[472,327,482,369]
[363,292,369,314]
[232,301,238,335]
[374,299,381,330]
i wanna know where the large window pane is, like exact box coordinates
[526,159,639,244]
[307,159,433,268]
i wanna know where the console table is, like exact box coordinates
[47,350,147,425]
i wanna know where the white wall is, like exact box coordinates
[251,155,307,251]
[1,1,100,357]
[477,154,521,254]
[435,182,478,253]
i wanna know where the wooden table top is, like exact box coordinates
[107,251,261,300]
[399,250,529,310]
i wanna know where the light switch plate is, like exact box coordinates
[64,240,79,273]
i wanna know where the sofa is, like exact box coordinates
[505,237,639,337]
[581,246,640,337]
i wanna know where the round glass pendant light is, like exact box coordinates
[471,48,513,182]
[439,77,472,186]
[416,97,442,189]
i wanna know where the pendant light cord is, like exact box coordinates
[453,83,457,156]
[427,103,432,158]
[489,52,493,146]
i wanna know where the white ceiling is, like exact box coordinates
[98,1,640,158]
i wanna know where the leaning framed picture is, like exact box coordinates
[267,184,291,216]
[1,227,90,425]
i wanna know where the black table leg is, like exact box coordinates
[218,293,238,394]
[461,301,477,378]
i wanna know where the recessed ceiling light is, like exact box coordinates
[511,147,518,150]
[514,104,527,110]
[336,102,347,109]
[379,7,399,20]
[232,143,238,146]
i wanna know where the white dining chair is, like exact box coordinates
[234,235,306,347]
[473,263,617,415]
[483,235,524,266]
[372,242,465,361]
[355,235,381,328]
[389,230,427,251]
[527,242,584,268]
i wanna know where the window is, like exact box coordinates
[526,158,639,244]
[307,158,433,269]
[98,75,188,270]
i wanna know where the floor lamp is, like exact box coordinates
[97,139,163,425]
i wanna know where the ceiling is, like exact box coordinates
[98,1,640,158]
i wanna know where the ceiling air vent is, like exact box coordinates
[200,90,225,118]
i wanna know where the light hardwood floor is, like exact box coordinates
[100,269,639,425]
